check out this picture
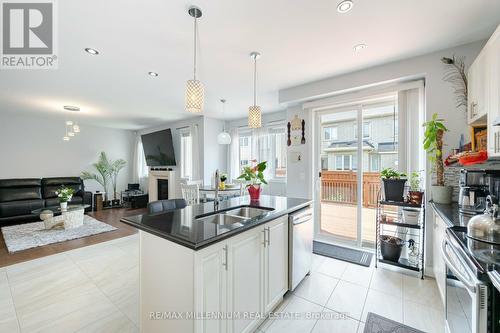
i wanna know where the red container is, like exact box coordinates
[248,185,262,201]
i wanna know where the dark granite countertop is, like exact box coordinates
[120,195,312,250]
[429,201,472,229]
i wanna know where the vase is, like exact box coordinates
[382,179,407,202]
[248,185,262,201]
[60,201,68,211]
[431,185,453,204]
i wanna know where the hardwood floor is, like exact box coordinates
[0,207,146,268]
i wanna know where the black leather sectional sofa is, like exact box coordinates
[0,177,92,226]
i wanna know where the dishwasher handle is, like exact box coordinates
[292,213,313,225]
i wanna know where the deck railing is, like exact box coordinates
[321,171,381,208]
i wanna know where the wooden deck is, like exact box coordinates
[320,201,377,244]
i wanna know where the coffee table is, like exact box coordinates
[32,204,90,230]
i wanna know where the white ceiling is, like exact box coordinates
[1,0,499,130]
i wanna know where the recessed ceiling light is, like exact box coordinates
[84,48,99,55]
[337,0,353,13]
[353,43,367,52]
[148,71,159,77]
[63,105,80,112]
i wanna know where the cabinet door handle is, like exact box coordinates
[223,245,228,270]
[266,227,271,246]
[262,229,266,247]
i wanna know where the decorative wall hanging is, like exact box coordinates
[441,55,467,113]
[287,115,305,146]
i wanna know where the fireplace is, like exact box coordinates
[158,179,169,200]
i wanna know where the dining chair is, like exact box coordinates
[181,183,200,205]
[148,199,187,214]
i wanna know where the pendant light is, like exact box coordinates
[217,99,231,145]
[248,52,262,128]
[185,6,204,113]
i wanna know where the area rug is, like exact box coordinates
[313,241,373,267]
[364,312,425,333]
[1,215,117,253]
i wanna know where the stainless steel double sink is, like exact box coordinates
[196,206,274,230]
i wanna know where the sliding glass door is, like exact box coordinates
[316,98,399,249]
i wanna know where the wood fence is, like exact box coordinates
[321,171,380,208]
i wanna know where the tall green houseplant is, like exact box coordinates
[423,113,452,203]
[81,152,111,201]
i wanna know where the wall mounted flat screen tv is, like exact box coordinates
[141,129,176,166]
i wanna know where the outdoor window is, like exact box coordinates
[354,122,371,139]
[369,154,380,172]
[335,154,356,171]
[180,129,192,179]
[323,126,338,141]
[270,127,287,178]
[239,131,252,169]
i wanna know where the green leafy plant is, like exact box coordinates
[380,168,406,180]
[81,152,111,200]
[423,113,448,186]
[409,171,422,192]
[220,174,227,182]
[110,158,127,200]
[55,186,75,203]
[237,161,268,187]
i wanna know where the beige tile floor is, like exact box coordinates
[0,235,444,333]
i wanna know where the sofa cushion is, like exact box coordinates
[41,177,83,199]
[0,178,43,203]
[0,199,44,218]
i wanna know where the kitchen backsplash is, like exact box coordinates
[443,161,500,202]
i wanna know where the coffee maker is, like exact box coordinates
[459,169,488,214]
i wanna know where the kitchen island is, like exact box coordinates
[121,195,312,333]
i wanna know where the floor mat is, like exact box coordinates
[364,312,425,333]
[313,241,373,267]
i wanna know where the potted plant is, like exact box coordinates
[408,171,424,205]
[237,161,268,201]
[219,174,227,190]
[423,113,452,204]
[380,235,404,262]
[55,185,75,211]
[82,152,111,205]
[381,168,407,202]
[110,158,127,206]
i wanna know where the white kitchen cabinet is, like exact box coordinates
[468,52,488,124]
[263,215,289,313]
[226,226,264,333]
[193,216,289,333]
[432,212,447,307]
[487,26,500,157]
[194,241,228,333]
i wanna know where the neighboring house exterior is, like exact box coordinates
[321,107,398,172]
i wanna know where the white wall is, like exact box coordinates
[0,112,135,194]
[280,40,486,275]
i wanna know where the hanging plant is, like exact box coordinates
[441,55,468,112]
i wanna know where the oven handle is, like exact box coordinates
[488,270,500,292]
[441,239,477,293]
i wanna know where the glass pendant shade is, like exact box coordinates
[185,79,204,113]
[63,136,70,141]
[68,131,75,137]
[73,124,80,133]
[217,131,231,145]
[248,105,262,128]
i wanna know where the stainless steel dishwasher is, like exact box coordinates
[289,206,313,291]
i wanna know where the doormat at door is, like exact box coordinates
[313,241,373,267]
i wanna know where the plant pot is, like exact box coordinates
[219,181,226,190]
[431,185,453,204]
[382,179,407,202]
[60,202,68,211]
[408,191,424,205]
[247,185,262,201]
[103,200,111,208]
[380,235,404,262]
[112,199,120,206]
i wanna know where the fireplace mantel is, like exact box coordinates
[148,169,177,202]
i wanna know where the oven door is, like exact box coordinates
[442,239,488,333]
